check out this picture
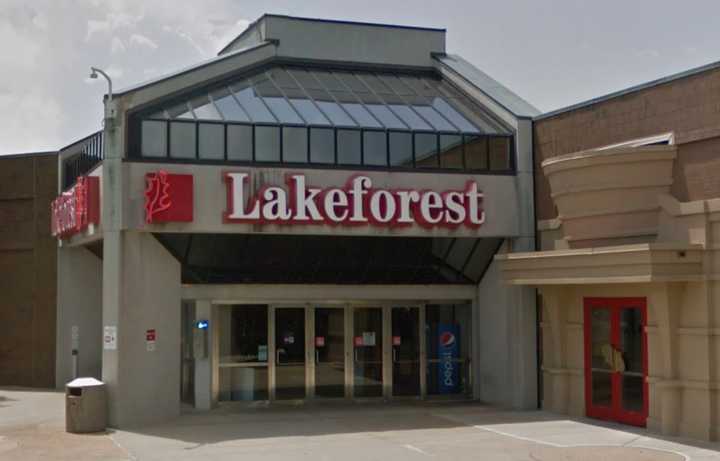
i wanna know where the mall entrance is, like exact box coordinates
[213,302,472,403]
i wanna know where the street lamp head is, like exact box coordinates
[89,69,98,79]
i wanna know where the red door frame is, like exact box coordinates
[583,297,648,427]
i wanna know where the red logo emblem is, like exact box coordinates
[144,171,193,224]
[440,332,456,347]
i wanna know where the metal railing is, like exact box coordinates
[63,131,104,190]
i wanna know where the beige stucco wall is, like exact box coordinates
[503,136,720,441]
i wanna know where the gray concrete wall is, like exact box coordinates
[103,231,181,427]
[475,257,537,409]
[55,245,103,387]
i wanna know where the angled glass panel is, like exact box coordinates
[464,135,488,170]
[316,101,356,127]
[212,89,249,122]
[366,105,407,130]
[267,68,298,89]
[283,127,308,163]
[289,99,330,125]
[389,131,413,167]
[313,71,347,91]
[400,76,440,97]
[343,104,381,128]
[415,133,438,168]
[191,96,221,120]
[310,128,334,164]
[439,134,463,169]
[389,105,431,130]
[287,68,324,90]
[431,98,480,133]
[414,106,458,131]
[379,75,415,95]
[263,97,304,124]
[336,72,370,93]
[232,83,276,123]
[168,103,194,120]
[363,131,387,166]
[357,74,393,94]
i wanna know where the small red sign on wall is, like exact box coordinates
[144,171,193,224]
[354,336,363,347]
[146,329,156,342]
[315,336,325,347]
[392,336,401,346]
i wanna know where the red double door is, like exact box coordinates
[583,297,648,427]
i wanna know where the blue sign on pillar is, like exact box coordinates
[438,324,460,394]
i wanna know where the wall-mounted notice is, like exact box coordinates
[362,331,376,346]
[103,326,117,350]
[146,329,156,352]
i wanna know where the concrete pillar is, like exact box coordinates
[194,300,215,410]
[56,245,103,387]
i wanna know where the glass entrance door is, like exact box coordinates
[353,307,384,397]
[584,298,648,427]
[314,307,345,398]
[274,307,306,399]
[392,307,420,396]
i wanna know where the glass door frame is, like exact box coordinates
[309,304,351,400]
[390,305,426,399]
[269,304,311,401]
[583,297,648,427]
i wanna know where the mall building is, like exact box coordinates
[48,15,538,428]
[3,13,720,441]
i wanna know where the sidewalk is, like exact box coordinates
[2,387,720,460]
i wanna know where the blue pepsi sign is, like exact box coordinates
[196,320,209,330]
[438,324,459,393]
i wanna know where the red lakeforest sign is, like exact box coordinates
[51,175,100,238]
[223,172,485,228]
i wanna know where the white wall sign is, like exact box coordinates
[103,326,117,350]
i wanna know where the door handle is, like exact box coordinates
[315,349,319,365]
[393,348,398,363]
[354,348,359,363]
[276,349,281,365]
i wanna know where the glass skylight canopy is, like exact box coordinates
[134,66,514,172]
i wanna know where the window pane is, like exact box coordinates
[213,90,249,122]
[141,120,167,157]
[316,101,356,126]
[378,75,414,95]
[363,131,387,166]
[233,86,276,123]
[439,134,463,169]
[313,71,346,91]
[289,99,330,125]
[464,136,488,170]
[170,122,196,159]
[489,137,511,170]
[255,126,280,162]
[415,133,438,168]
[366,105,407,129]
[287,68,324,90]
[431,98,480,133]
[283,127,308,163]
[168,103,194,120]
[227,125,252,161]
[263,97,303,124]
[342,103,381,128]
[358,74,393,94]
[191,96,221,120]
[414,106,457,131]
[199,123,224,160]
[389,132,412,167]
[310,128,334,164]
[337,129,361,165]
[389,105,431,130]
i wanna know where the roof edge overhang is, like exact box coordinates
[496,243,704,285]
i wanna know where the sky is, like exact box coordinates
[2,0,719,154]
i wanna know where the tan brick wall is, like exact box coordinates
[534,67,720,220]
[0,154,58,387]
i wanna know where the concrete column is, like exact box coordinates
[194,300,215,410]
[56,245,102,387]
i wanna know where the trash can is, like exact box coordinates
[66,377,107,433]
